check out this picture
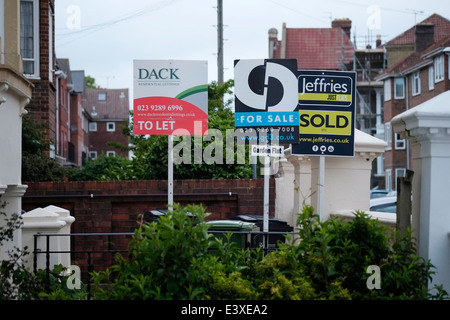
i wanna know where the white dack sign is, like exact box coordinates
[133,60,208,209]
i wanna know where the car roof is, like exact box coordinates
[370,196,397,207]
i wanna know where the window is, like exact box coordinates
[98,92,107,101]
[48,4,53,82]
[106,151,116,157]
[428,66,434,90]
[435,55,444,82]
[395,133,406,150]
[384,80,391,101]
[385,122,392,150]
[395,168,407,190]
[20,0,39,77]
[412,72,420,96]
[106,122,115,132]
[89,151,97,160]
[394,77,405,99]
[89,122,97,132]
[385,169,392,191]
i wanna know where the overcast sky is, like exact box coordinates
[55,0,450,97]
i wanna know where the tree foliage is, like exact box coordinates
[68,79,253,181]
[22,114,67,182]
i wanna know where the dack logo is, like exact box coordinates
[234,59,298,113]
[138,68,180,80]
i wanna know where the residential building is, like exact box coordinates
[20,0,57,153]
[0,0,34,258]
[17,0,129,168]
[269,19,354,71]
[268,18,386,187]
[375,14,450,190]
[56,60,89,167]
[82,87,130,159]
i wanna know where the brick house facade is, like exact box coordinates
[83,87,130,159]
[375,14,450,190]
[22,0,57,146]
[19,0,128,167]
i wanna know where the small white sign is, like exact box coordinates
[251,145,284,157]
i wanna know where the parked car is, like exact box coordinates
[370,189,390,199]
[370,196,397,213]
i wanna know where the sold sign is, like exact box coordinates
[293,70,356,157]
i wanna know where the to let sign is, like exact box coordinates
[133,60,208,135]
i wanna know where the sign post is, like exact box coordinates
[133,60,208,210]
[293,70,356,220]
[234,59,298,233]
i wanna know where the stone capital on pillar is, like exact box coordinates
[391,90,450,293]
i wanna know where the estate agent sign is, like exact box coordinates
[133,60,208,135]
[292,70,356,157]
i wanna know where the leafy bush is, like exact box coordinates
[2,200,447,300]
[91,203,448,300]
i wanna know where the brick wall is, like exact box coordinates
[23,179,275,277]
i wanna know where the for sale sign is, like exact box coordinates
[234,59,299,145]
[293,70,356,157]
[133,60,208,135]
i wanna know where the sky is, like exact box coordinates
[54,0,450,99]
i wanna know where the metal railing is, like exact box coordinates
[33,230,297,299]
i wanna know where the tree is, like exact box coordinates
[69,80,253,181]
[21,114,67,182]
[85,75,99,89]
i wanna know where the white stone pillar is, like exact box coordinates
[275,130,386,225]
[275,154,311,228]
[309,129,386,220]
[0,184,27,261]
[391,91,450,293]
[44,205,75,267]
[21,208,66,271]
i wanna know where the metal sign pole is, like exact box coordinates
[263,152,270,233]
[168,134,174,211]
[318,155,325,221]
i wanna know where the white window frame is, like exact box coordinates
[428,65,434,90]
[385,169,392,192]
[395,133,406,150]
[395,168,407,190]
[89,151,97,160]
[106,122,115,132]
[106,151,116,157]
[384,79,391,101]
[48,4,53,82]
[20,0,40,78]
[98,92,107,101]
[89,122,97,132]
[412,71,420,96]
[385,122,392,151]
[394,77,405,99]
[435,55,444,83]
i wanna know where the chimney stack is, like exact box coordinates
[376,34,382,48]
[415,23,435,52]
[332,18,352,39]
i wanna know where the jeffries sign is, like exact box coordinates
[133,60,208,135]
[293,70,356,157]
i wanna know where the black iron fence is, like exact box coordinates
[33,230,297,299]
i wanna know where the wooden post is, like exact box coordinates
[396,170,414,236]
